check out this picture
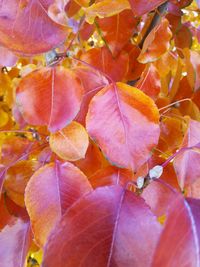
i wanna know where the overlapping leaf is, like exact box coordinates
[84,0,130,24]
[80,47,129,82]
[42,186,161,267]
[128,0,166,16]
[152,195,200,267]
[0,218,31,267]
[173,119,200,189]
[49,121,89,161]
[0,0,68,55]
[16,67,84,132]
[25,161,92,246]
[86,82,160,171]
[138,18,172,63]
[97,10,138,56]
[89,166,133,188]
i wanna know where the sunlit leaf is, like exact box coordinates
[89,166,133,188]
[25,161,92,246]
[16,67,84,132]
[86,82,160,171]
[73,66,109,125]
[138,18,172,63]
[136,64,161,100]
[84,0,130,24]
[0,0,68,55]
[50,121,89,161]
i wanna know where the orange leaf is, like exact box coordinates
[84,0,130,24]
[75,141,108,177]
[25,161,92,246]
[136,64,161,100]
[50,121,89,161]
[73,66,109,125]
[138,18,172,63]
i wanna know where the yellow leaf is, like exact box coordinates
[84,0,130,24]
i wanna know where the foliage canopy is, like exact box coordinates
[1,0,200,266]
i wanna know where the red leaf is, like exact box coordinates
[42,186,161,267]
[97,10,139,57]
[16,67,84,132]
[0,0,68,55]
[89,166,133,188]
[80,47,129,82]
[152,195,200,267]
[128,0,166,16]
[86,82,160,171]
[124,43,145,81]
[73,66,109,125]
[0,219,31,267]
[142,180,177,217]
[25,161,92,246]
[136,64,161,100]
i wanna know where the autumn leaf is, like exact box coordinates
[138,18,172,63]
[86,82,160,171]
[25,161,92,246]
[173,119,200,189]
[80,47,129,82]
[97,10,139,57]
[0,0,68,55]
[16,67,84,132]
[152,194,200,267]
[128,0,166,16]
[49,121,89,161]
[84,0,130,24]
[0,218,31,267]
[42,186,161,267]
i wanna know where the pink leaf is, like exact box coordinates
[0,0,68,55]
[42,185,161,267]
[0,219,31,267]
[86,82,160,171]
[152,195,200,267]
[128,0,166,16]
[173,119,200,189]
